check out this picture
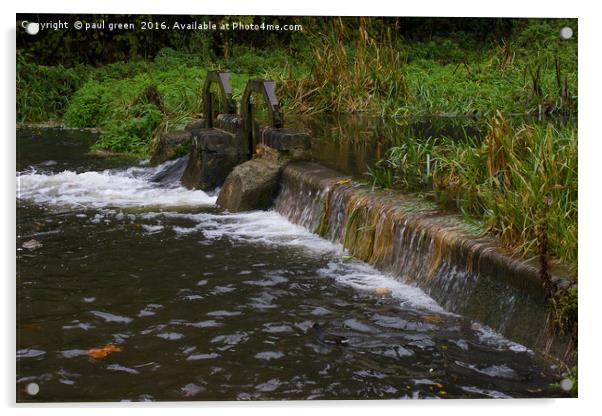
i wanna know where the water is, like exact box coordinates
[16,128,565,401]
[298,114,575,181]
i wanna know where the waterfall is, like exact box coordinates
[274,161,573,360]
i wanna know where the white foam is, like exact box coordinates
[17,166,216,209]
[471,322,532,354]
[18,158,450,319]
[318,261,449,314]
[151,210,340,253]
[148,209,447,313]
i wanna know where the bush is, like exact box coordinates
[16,53,89,122]
[93,103,164,155]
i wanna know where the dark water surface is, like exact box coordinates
[17,128,565,401]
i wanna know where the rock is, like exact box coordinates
[551,276,575,291]
[216,159,282,212]
[22,239,42,251]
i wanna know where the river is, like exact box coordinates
[16,127,565,401]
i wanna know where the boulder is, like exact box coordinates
[216,159,282,212]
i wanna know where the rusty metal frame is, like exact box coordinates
[202,71,237,128]
[240,79,284,157]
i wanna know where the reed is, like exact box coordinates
[373,112,577,268]
[276,18,410,116]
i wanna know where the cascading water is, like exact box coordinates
[274,161,572,359]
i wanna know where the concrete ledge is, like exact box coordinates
[261,128,311,151]
[180,128,242,190]
[197,128,240,153]
[185,119,206,133]
[215,114,243,134]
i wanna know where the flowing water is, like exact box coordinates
[16,128,566,401]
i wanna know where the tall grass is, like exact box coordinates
[373,112,577,267]
[276,18,410,115]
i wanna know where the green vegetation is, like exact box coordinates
[551,351,578,397]
[21,50,252,155]
[551,286,578,336]
[275,18,577,117]
[17,52,88,122]
[370,112,577,268]
[17,18,577,157]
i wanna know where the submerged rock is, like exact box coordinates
[216,159,282,212]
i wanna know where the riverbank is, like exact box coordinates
[17,19,577,155]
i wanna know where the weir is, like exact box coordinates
[151,71,576,363]
[273,162,574,360]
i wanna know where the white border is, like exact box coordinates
[2,1,599,415]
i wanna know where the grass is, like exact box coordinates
[270,18,577,117]
[274,19,410,115]
[16,52,89,122]
[371,112,577,269]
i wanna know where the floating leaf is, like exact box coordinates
[335,178,352,185]
[374,287,392,296]
[32,222,46,230]
[424,314,444,324]
[87,344,122,359]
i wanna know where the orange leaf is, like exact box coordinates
[87,344,122,359]
[424,314,444,324]
[374,287,392,295]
